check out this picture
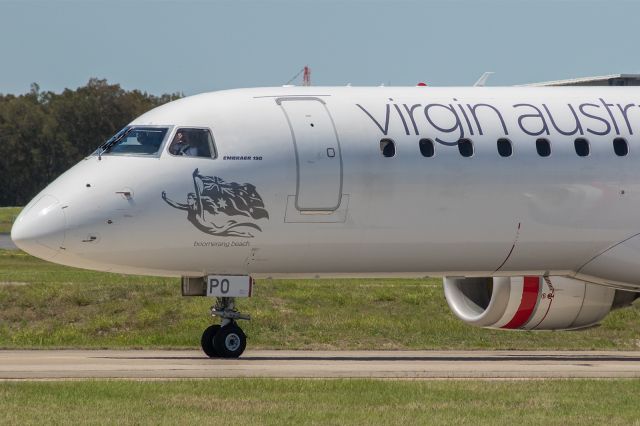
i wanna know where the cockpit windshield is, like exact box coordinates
[95,126,169,156]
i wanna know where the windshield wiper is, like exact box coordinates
[98,127,133,160]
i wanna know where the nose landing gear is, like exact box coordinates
[200,297,249,358]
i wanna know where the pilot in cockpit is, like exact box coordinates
[169,131,198,156]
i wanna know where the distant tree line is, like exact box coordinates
[0,79,181,206]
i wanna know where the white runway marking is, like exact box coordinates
[1,350,640,379]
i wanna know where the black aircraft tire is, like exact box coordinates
[213,324,247,358]
[201,324,221,358]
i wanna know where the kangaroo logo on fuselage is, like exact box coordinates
[162,168,269,238]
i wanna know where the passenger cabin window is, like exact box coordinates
[97,127,169,156]
[419,139,435,157]
[380,139,396,157]
[574,138,590,157]
[169,128,217,158]
[497,138,512,157]
[458,139,474,157]
[613,138,629,156]
[536,138,551,157]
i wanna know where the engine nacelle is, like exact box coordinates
[444,276,638,330]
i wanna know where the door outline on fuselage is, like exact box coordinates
[276,97,344,212]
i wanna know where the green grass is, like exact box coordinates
[0,207,21,233]
[1,249,640,350]
[1,379,640,425]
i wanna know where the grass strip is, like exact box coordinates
[0,207,21,233]
[1,378,639,425]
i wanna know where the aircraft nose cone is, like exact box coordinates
[11,194,66,259]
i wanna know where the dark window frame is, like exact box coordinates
[419,138,435,158]
[380,138,396,158]
[536,138,551,157]
[613,137,629,157]
[574,138,590,157]
[96,126,171,158]
[496,138,513,157]
[458,138,474,157]
[168,127,218,159]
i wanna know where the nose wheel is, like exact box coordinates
[201,297,249,358]
[200,324,220,358]
[201,322,247,358]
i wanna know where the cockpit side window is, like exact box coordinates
[168,128,217,159]
[97,127,169,156]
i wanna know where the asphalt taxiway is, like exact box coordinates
[0,234,16,250]
[1,350,640,379]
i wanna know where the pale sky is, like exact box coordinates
[0,0,638,95]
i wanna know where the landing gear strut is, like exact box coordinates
[200,297,249,358]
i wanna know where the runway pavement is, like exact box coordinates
[2,350,640,379]
[0,234,17,250]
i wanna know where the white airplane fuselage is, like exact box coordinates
[11,86,640,289]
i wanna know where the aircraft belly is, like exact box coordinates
[244,242,509,275]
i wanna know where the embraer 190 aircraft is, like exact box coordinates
[11,85,640,357]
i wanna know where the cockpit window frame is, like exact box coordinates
[166,127,218,160]
[91,125,174,159]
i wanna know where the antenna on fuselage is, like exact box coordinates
[284,65,311,86]
[473,72,495,87]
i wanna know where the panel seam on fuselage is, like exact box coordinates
[575,231,640,275]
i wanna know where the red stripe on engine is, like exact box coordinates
[501,276,540,329]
